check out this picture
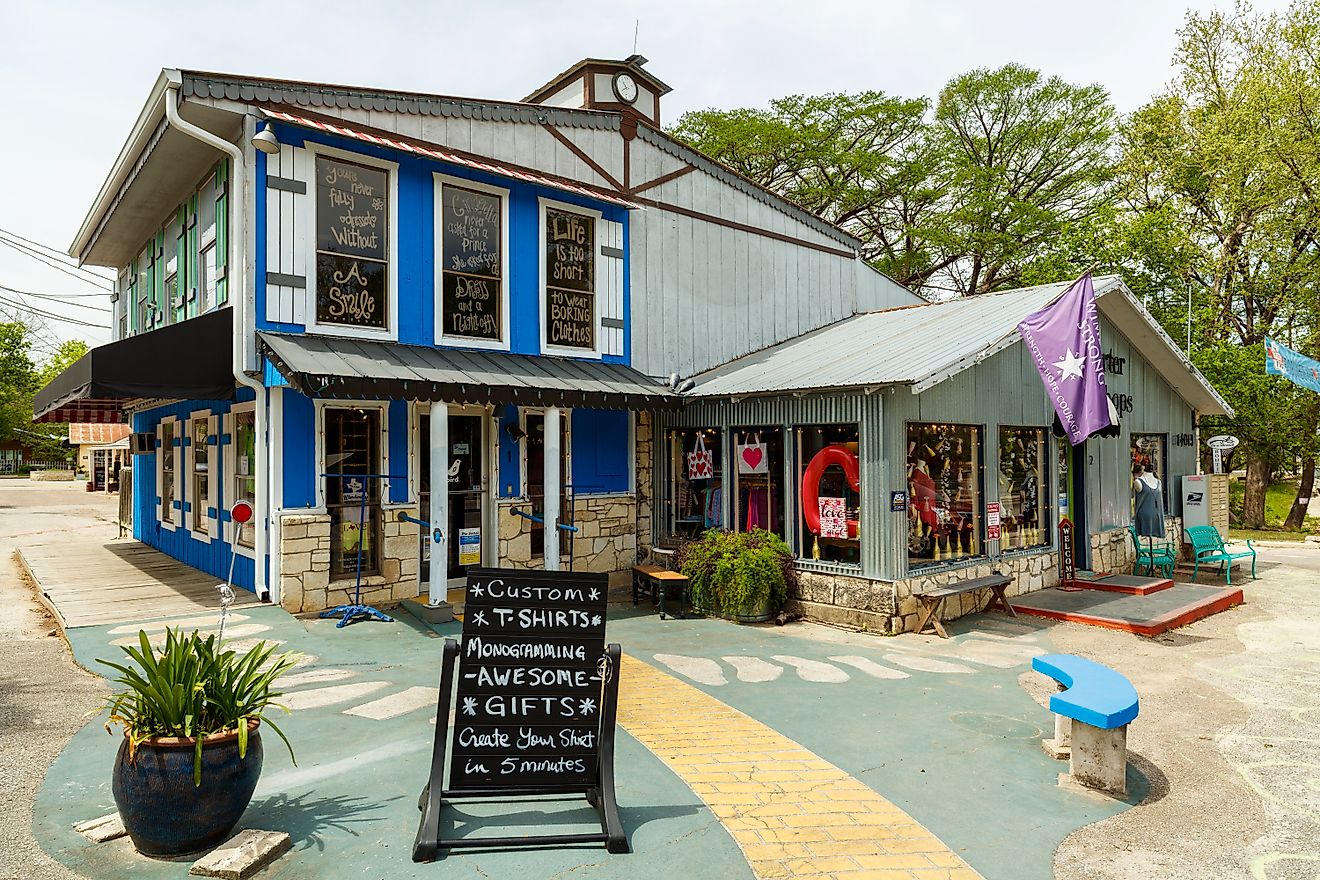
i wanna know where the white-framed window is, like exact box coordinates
[539,198,603,358]
[163,210,180,325]
[157,416,181,529]
[520,408,572,558]
[320,405,386,578]
[434,174,510,350]
[186,410,218,540]
[135,244,154,332]
[114,270,128,340]
[226,405,258,555]
[306,144,399,340]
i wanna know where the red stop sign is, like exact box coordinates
[230,500,254,524]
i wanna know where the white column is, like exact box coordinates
[428,403,449,606]
[544,406,561,571]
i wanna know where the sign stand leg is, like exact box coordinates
[593,643,629,853]
[413,638,458,863]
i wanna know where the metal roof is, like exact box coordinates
[688,275,1233,416]
[69,423,132,445]
[259,333,680,411]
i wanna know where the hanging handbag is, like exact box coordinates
[687,433,714,480]
[736,432,769,475]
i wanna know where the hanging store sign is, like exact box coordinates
[1206,435,1239,451]
[315,156,388,330]
[1058,518,1076,588]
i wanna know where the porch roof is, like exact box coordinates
[259,332,681,410]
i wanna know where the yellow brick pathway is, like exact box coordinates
[618,654,983,880]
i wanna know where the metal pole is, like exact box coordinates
[544,406,561,571]
[429,404,449,606]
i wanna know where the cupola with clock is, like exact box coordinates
[523,55,672,127]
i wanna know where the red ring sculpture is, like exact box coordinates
[800,444,860,539]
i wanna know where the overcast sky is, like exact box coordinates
[1,0,1293,353]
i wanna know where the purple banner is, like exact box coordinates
[1018,273,1114,445]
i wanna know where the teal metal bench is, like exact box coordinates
[1128,524,1176,578]
[1032,653,1140,795]
[1186,525,1256,585]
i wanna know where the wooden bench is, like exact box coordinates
[1033,654,1140,796]
[1186,525,1256,585]
[913,573,1015,638]
[632,565,689,620]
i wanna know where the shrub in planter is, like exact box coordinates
[677,528,796,622]
[98,629,300,856]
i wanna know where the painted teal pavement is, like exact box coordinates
[610,607,1143,880]
[36,600,1141,879]
[37,604,751,880]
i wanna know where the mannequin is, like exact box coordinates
[1133,464,1165,539]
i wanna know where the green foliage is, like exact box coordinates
[676,529,795,619]
[1228,478,1319,533]
[99,629,300,786]
[0,322,38,444]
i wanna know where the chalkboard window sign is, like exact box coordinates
[315,156,389,330]
[440,181,504,342]
[544,206,596,351]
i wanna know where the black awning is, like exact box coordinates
[259,331,681,410]
[34,308,236,423]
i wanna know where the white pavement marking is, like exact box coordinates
[283,681,388,711]
[723,655,784,682]
[260,738,428,790]
[884,653,976,674]
[107,614,251,635]
[278,668,355,688]
[653,653,728,686]
[110,622,271,646]
[343,686,440,720]
[829,655,911,679]
[262,653,315,672]
[771,655,850,683]
[226,638,288,655]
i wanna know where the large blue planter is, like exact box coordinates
[112,722,263,856]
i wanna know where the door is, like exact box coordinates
[419,411,489,593]
[1057,437,1089,570]
[92,449,110,490]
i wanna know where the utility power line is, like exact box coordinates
[0,235,112,290]
[0,226,82,262]
[0,281,109,299]
[0,293,108,329]
[0,285,111,314]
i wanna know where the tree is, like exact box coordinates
[671,92,949,287]
[1119,3,1320,529]
[0,321,38,445]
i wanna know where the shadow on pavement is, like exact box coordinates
[244,790,398,853]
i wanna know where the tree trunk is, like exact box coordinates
[1284,457,1316,530]
[1242,453,1271,530]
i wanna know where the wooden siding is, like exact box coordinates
[264,143,311,325]
[132,397,257,592]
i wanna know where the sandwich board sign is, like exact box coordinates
[413,567,628,861]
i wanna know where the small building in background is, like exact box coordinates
[70,423,131,491]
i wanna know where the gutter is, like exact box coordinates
[164,83,271,601]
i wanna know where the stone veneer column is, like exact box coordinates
[635,411,653,560]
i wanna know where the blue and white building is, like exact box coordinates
[38,57,917,618]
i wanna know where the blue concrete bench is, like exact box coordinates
[1032,654,1139,795]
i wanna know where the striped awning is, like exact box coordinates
[263,108,638,209]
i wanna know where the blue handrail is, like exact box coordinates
[509,507,579,532]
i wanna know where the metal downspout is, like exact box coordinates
[164,83,270,600]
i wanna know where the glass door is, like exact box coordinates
[419,411,488,593]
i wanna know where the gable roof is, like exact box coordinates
[69,423,132,445]
[688,275,1233,416]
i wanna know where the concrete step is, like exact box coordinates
[1075,574,1175,596]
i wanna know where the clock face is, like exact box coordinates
[612,72,639,105]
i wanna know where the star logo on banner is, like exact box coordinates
[470,583,484,597]
[1053,349,1086,381]
[472,610,488,627]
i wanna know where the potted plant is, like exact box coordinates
[98,628,299,856]
[677,528,795,623]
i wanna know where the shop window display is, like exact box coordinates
[732,428,785,539]
[796,425,861,564]
[325,408,381,578]
[665,428,723,542]
[1130,433,1168,507]
[998,427,1049,550]
[907,423,982,566]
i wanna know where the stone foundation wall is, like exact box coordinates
[790,570,895,633]
[635,412,654,559]
[497,496,637,580]
[889,551,1058,634]
[278,507,419,613]
[1090,516,1182,572]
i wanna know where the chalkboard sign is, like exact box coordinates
[315,156,389,329]
[440,185,502,341]
[450,568,609,790]
[545,208,595,349]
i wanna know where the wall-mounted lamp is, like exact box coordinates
[252,125,281,155]
[504,423,527,441]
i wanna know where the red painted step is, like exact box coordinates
[1076,574,1175,596]
[1011,585,1244,637]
